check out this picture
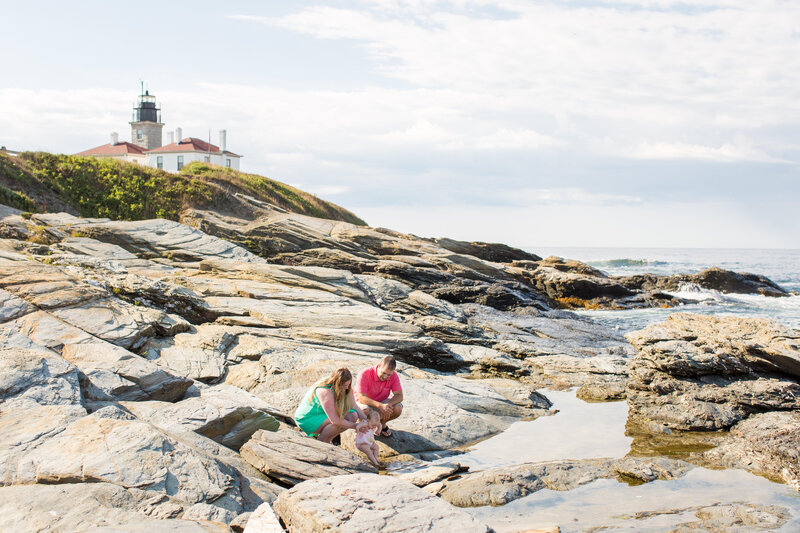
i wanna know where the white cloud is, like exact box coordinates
[3,2,800,246]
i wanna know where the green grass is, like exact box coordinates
[0,152,366,225]
[13,152,213,220]
[182,162,366,225]
[0,183,36,212]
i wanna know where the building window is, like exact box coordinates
[156,156,163,169]
[137,129,143,140]
[226,158,231,168]
[177,155,184,170]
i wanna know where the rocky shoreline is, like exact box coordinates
[1,200,799,532]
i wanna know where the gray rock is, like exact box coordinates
[0,347,82,408]
[0,288,34,323]
[626,313,800,431]
[240,429,377,485]
[654,502,791,531]
[437,456,693,507]
[242,503,283,533]
[394,462,467,487]
[123,384,284,450]
[62,341,193,402]
[437,459,610,507]
[73,218,266,263]
[0,408,241,506]
[0,483,231,532]
[272,473,491,532]
[704,411,800,491]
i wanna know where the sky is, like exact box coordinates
[1,0,799,249]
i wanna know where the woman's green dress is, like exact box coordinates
[294,384,332,437]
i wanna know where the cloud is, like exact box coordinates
[628,140,791,163]
[3,2,800,246]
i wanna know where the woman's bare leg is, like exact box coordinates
[316,412,358,443]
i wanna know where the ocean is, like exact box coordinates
[528,247,800,333]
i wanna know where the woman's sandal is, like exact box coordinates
[380,425,392,437]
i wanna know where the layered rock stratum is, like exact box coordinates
[2,196,799,532]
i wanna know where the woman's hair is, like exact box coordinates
[315,367,352,419]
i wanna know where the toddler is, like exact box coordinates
[355,410,382,467]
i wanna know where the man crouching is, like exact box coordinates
[354,355,403,437]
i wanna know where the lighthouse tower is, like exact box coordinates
[129,85,164,150]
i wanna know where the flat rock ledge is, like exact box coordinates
[625,313,800,431]
[240,429,377,485]
[272,473,492,532]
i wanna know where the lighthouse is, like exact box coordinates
[129,85,164,150]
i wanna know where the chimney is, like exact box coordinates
[219,129,227,152]
[175,128,182,143]
[110,132,119,145]
[167,131,174,145]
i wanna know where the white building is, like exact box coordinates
[146,129,241,172]
[76,87,242,172]
[76,133,146,165]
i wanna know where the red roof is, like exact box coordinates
[147,137,240,157]
[75,142,146,156]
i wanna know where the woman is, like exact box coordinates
[294,368,367,443]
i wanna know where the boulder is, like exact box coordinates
[148,325,237,381]
[626,313,800,430]
[704,411,800,491]
[0,406,242,507]
[123,384,285,450]
[272,473,491,532]
[242,502,283,533]
[240,429,377,485]
[62,341,193,402]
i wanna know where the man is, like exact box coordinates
[355,355,403,437]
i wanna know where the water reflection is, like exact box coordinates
[454,389,631,469]
[469,468,800,532]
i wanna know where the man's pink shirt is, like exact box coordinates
[355,365,401,403]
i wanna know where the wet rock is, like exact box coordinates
[611,456,694,484]
[639,502,791,531]
[394,462,468,487]
[437,459,609,507]
[576,378,627,402]
[437,456,693,507]
[704,411,800,490]
[626,313,800,431]
[620,267,791,298]
[272,473,491,532]
[240,429,377,485]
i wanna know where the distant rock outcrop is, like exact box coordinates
[625,313,800,431]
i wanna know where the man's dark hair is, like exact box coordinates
[381,355,397,370]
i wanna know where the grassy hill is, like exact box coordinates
[0,151,366,225]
